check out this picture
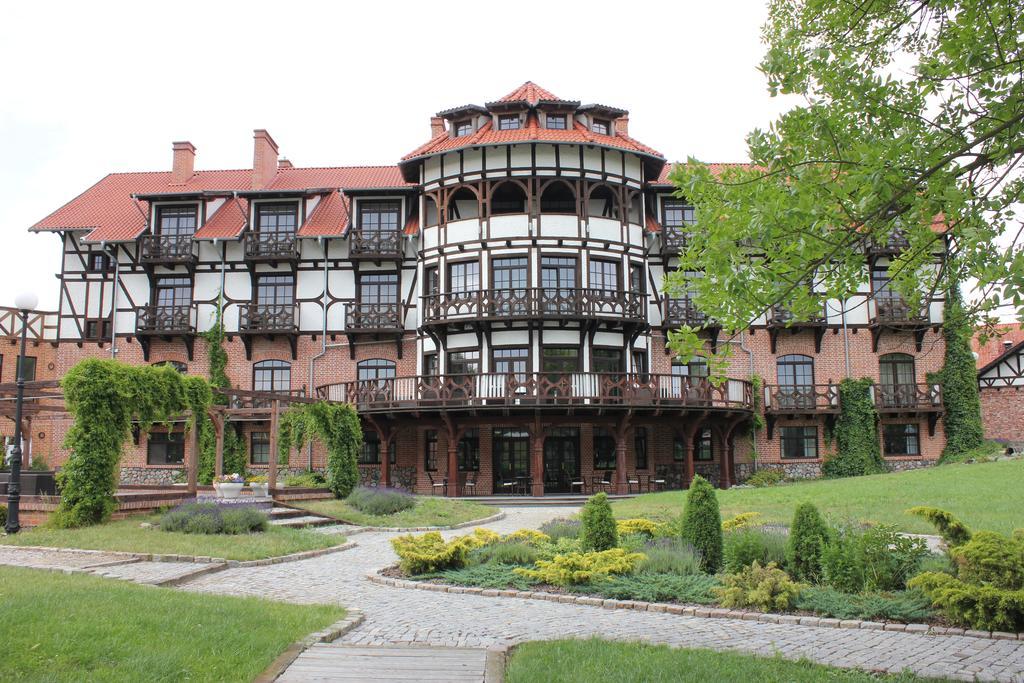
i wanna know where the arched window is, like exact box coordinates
[447,187,480,221]
[152,360,187,373]
[879,353,916,408]
[357,359,396,382]
[588,185,619,220]
[776,355,814,409]
[253,360,290,393]
[490,182,526,215]
[540,181,576,214]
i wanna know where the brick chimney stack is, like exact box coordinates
[252,129,279,189]
[278,158,294,169]
[171,141,196,184]
[430,117,446,137]
[614,116,629,136]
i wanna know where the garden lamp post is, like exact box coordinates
[5,291,39,534]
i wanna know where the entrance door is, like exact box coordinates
[493,429,531,492]
[543,428,580,493]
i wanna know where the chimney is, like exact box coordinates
[171,141,196,184]
[278,158,293,169]
[430,116,446,137]
[252,129,279,189]
[614,116,629,136]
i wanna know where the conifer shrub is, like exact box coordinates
[580,492,618,551]
[786,503,830,582]
[680,475,723,573]
[513,548,645,586]
[502,529,551,546]
[616,518,668,539]
[722,512,762,532]
[907,506,972,547]
[0,504,6,529]
[715,562,803,612]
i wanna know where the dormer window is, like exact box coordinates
[255,203,297,236]
[498,114,521,131]
[157,205,197,237]
[455,120,473,137]
[591,118,610,135]
[546,114,567,130]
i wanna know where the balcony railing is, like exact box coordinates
[764,383,839,412]
[317,372,752,414]
[135,304,197,335]
[768,304,826,326]
[422,288,646,326]
[663,228,689,254]
[867,232,910,255]
[139,234,197,263]
[871,295,930,325]
[238,303,297,333]
[0,307,57,341]
[664,297,712,328]
[350,229,402,259]
[874,383,942,411]
[244,232,299,261]
[345,302,404,332]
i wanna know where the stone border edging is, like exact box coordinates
[253,610,365,683]
[367,570,1024,643]
[333,511,507,535]
[0,541,355,568]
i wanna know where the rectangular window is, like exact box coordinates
[883,423,920,456]
[448,261,479,293]
[253,361,290,393]
[695,429,713,461]
[589,259,620,292]
[359,432,396,465]
[634,427,648,470]
[147,431,184,465]
[16,356,36,382]
[84,319,112,341]
[458,429,480,471]
[592,118,610,135]
[358,272,398,305]
[493,347,529,377]
[780,426,818,459]
[630,263,645,294]
[87,252,110,273]
[447,349,480,375]
[498,114,521,130]
[632,351,649,379]
[155,276,193,309]
[251,431,270,465]
[542,347,579,373]
[425,266,439,296]
[358,201,400,235]
[157,205,198,237]
[662,199,695,230]
[593,428,617,470]
[424,430,438,471]
[546,114,567,130]
[673,436,685,462]
[423,353,439,376]
[455,120,473,137]
[592,348,623,373]
[255,274,294,308]
[256,203,298,236]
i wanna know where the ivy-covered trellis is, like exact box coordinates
[277,402,362,498]
[55,359,212,527]
[822,378,885,478]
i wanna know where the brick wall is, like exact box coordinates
[980,386,1024,448]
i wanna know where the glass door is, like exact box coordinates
[492,256,528,316]
[543,428,580,493]
[541,256,577,314]
[493,429,531,492]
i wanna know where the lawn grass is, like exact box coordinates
[505,639,938,683]
[1,515,342,560]
[298,495,493,528]
[0,566,344,683]
[613,459,1024,535]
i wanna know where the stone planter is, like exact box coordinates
[218,482,244,499]
[249,482,269,497]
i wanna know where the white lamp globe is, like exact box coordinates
[14,292,38,311]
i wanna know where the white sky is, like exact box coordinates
[0,0,795,310]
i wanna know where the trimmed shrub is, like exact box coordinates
[796,587,934,622]
[950,531,1024,589]
[908,506,972,547]
[535,536,584,560]
[392,532,470,574]
[822,524,928,593]
[715,562,803,612]
[514,548,645,586]
[722,512,762,532]
[582,573,720,604]
[580,493,618,551]
[744,469,785,488]
[539,518,580,541]
[680,475,723,573]
[616,518,668,539]
[284,471,327,488]
[786,503,830,582]
[159,503,267,535]
[503,529,551,546]
[346,486,416,516]
[723,527,788,573]
[470,541,541,566]
[910,572,1024,632]
[638,538,703,576]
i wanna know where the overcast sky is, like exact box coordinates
[0,0,795,310]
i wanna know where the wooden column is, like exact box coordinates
[446,438,459,497]
[187,411,199,495]
[381,429,392,489]
[614,438,629,495]
[268,399,280,492]
[530,435,545,497]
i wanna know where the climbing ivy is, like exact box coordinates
[749,374,766,434]
[55,359,212,527]
[938,284,985,461]
[197,306,246,482]
[822,378,884,478]
[278,402,362,498]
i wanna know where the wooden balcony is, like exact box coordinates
[422,288,646,329]
[869,295,932,351]
[237,303,298,359]
[243,232,299,263]
[0,307,57,342]
[135,304,197,360]
[317,372,753,416]
[875,383,943,435]
[345,302,404,333]
[766,304,828,353]
[349,229,402,261]
[139,235,197,266]
[763,383,840,438]
[663,298,713,328]
[867,232,910,257]
[662,228,689,256]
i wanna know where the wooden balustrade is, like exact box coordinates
[239,303,297,333]
[345,302,403,331]
[349,230,402,259]
[663,297,711,328]
[0,307,57,341]
[422,288,646,325]
[871,295,930,325]
[139,234,197,263]
[135,304,197,334]
[875,383,942,411]
[243,232,299,260]
[764,383,840,412]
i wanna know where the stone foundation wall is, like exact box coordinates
[119,467,181,486]
[735,458,937,484]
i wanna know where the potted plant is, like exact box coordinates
[247,475,269,498]
[214,473,245,499]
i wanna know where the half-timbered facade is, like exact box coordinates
[975,325,1024,449]
[15,82,948,493]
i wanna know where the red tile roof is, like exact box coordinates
[651,162,754,185]
[974,323,1024,368]
[299,191,349,238]
[403,212,419,236]
[193,197,247,240]
[31,166,410,242]
[495,81,562,105]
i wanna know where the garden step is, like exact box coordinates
[268,507,309,519]
[278,644,490,682]
[268,514,336,528]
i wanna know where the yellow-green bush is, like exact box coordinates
[457,528,500,549]
[617,518,668,538]
[392,528,498,575]
[722,512,762,532]
[714,562,803,612]
[503,529,551,546]
[514,548,646,586]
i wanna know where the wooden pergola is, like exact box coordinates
[0,381,326,494]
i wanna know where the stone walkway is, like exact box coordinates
[5,509,1024,681]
